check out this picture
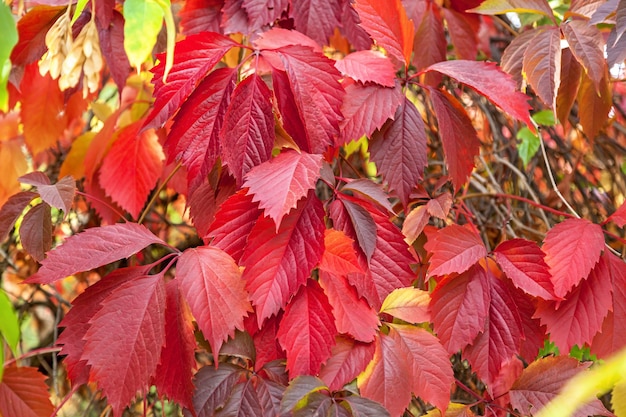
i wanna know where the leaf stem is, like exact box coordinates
[138,161,182,225]
[460,192,575,219]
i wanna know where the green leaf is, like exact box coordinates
[0,289,20,355]
[0,342,4,381]
[0,2,18,112]
[532,110,556,126]
[517,127,541,168]
[123,0,167,69]
[71,0,89,24]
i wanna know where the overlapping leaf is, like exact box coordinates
[592,253,626,357]
[0,191,37,242]
[243,0,287,30]
[19,173,75,215]
[335,50,396,87]
[0,366,54,417]
[187,364,246,417]
[424,224,487,276]
[318,336,376,391]
[19,202,51,262]
[319,229,364,276]
[380,287,430,324]
[561,19,605,89]
[522,27,561,109]
[291,0,342,45]
[470,0,555,19]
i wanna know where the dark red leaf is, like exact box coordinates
[144,32,238,130]
[342,396,391,417]
[254,377,284,417]
[510,285,546,362]
[522,27,562,109]
[424,224,487,276]
[82,273,166,417]
[243,0,288,30]
[27,222,166,284]
[291,0,342,45]
[19,202,52,262]
[10,5,64,66]
[0,366,54,417]
[187,364,246,417]
[221,73,275,186]
[443,8,478,60]
[369,97,427,208]
[412,1,447,81]
[340,0,373,50]
[319,336,376,391]
[335,50,396,87]
[189,174,237,237]
[214,380,263,416]
[221,0,250,34]
[0,191,38,242]
[242,191,325,325]
[20,174,75,215]
[329,197,377,263]
[277,280,338,376]
[249,314,286,370]
[96,11,132,91]
[179,0,224,35]
[177,246,252,362]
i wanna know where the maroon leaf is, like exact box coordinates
[221,73,275,186]
[340,0,373,50]
[144,32,238,130]
[188,364,246,417]
[335,51,396,87]
[329,197,377,263]
[280,375,327,413]
[561,19,605,89]
[243,150,324,229]
[424,224,487,276]
[426,87,480,191]
[82,273,166,417]
[592,252,626,357]
[179,0,223,35]
[27,222,166,284]
[221,0,250,34]
[277,280,338,376]
[19,203,52,262]
[214,380,263,416]
[340,179,395,214]
[291,0,342,45]
[412,1,447,82]
[243,0,288,30]
[96,11,132,91]
[0,366,54,417]
[319,336,376,391]
[242,191,325,325]
[19,173,75,215]
[443,8,478,60]
[369,97,427,208]
[0,191,38,242]
[523,27,562,109]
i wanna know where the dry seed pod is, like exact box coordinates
[39,13,72,79]
[58,20,103,96]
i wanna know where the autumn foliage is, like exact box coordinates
[1,0,626,416]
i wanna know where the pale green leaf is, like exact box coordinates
[0,289,19,355]
[517,127,541,168]
[71,0,89,24]
[0,2,18,112]
[123,0,167,69]
[613,379,626,417]
[0,343,4,382]
[532,110,557,126]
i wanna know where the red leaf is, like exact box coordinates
[542,218,605,298]
[340,179,395,214]
[0,191,38,242]
[243,0,287,30]
[430,264,491,354]
[177,246,252,362]
[329,197,377,262]
[501,28,537,89]
[369,97,427,208]
[443,8,479,60]
[27,222,166,284]
[253,27,322,51]
[277,280,338,376]
[319,229,364,276]
[402,205,430,245]
[556,48,583,126]
[0,366,54,417]
[511,285,547,363]
[561,19,605,89]
[339,82,404,145]
[291,0,342,45]
[221,73,275,186]
[535,252,613,352]
[380,287,430,324]
[250,314,286,370]
[167,67,237,192]
[242,191,325,324]
[335,51,396,87]
[179,0,223,35]
[216,380,263,416]
[144,32,238,129]
[577,71,612,139]
[82,273,166,416]
[319,270,380,342]
[463,272,524,393]
[99,122,165,219]
[190,364,246,416]
[412,1,447,80]
[243,150,323,229]
[206,190,261,262]
[424,224,487,276]
[426,87,480,191]
[319,336,376,391]
[354,0,414,65]
[152,280,197,410]
[189,174,237,237]
[420,60,533,130]
[20,203,52,262]
[523,27,562,109]
[269,45,344,154]
[19,174,75,215]
[96,11,132,91]
[510,356,613,417]
[493,238,556,300]
[340,0,374,50]
[592,252,626,357]
[11,6,63,65]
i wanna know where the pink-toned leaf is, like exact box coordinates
[430,264,491,354]
[26,222,166,284]
[319,229,364,276]
[221,73,275,186]
[426,193,453,219]
[214,380,263,416]
[339,82,404,145]
[0,366,54,417]
[370,96,427,208]
[221,0,250,34]
[152,280,197,410]
[412,1,447,82]
[354,0,414,65]
[535,252,613,352]
[420,60,533,130]
[380,287,430,324]
[493,238,556,300]
[0,191,38,242]
[329,197,377,263]
[244,150,323,229]
[243,0,287,30]
[82,273,166,417]
[144,32,238,129]
[568,0,606,19]
[340,179,395,214]
[340,0,373,50]
[277,280,338,376]
[425,224,487,276]
[167,67,237,192]
[19,202,52,262]
[319,336,376,391]
[253,27,321,51]
[242,191,325,325]
[522,27,562,109]
[426,87,480,191]
[561,19,605,89]
[188,363,246,417]
[178,0,223,35]
[189,174,237,237]
[19,174,75,215]
[402,205,430,244]
[319,270,380,342]
[443,8,478,60]
[291,0,342,45]
[542,218,605,298]
[177,246,252,363]
[335,51,396,87]
[510,356,613,417]
[99,122,165,219]
[501,28,537,89]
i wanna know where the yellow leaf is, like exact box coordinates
[613,379,626,417]
[0,140,29,207]
[60,131,96,179]
[380,287,430,324]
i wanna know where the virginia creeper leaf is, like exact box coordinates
[0,191,38,242]
[19,202,52,262]
[0,366,54,417]
[27,222,166,284]
[178,0,223,35]
[412,1,447,80]
[430,264,491,354]
[424,224,487,276]
[561,19,605,89]
[253,27,321,51]
[335,50,396,87]
[177,246,252,363]
[242,191,325,325]
[577,71,612,139]
[369,96,427,208]
[522,27,561,109]
[221,0,249,34]
[277,280,338,376]
[243,150,324,229]
[243,0,287,30]
[341,0,373,50]
[221,73,275,186]
[493,238,556,300]
[280,375,327,413]
[291,0,342,45]
[340,179,395,214]
[402,205,430,245]
[607,200,626,228]
[10,5,64,66]
[123,0,166,69]
[380,287,430,324]
[319,335,376,391]
[19,173,75,215]
[189,174,237,237]
[82,273,166,417]
[319,229,364,276]
[187,364,246,417]
[469,0,555,19]
[329,197,377,263]
[501,28,537,89]
[443,8,479,60]
[97,10,131,90]
[215,380,263,417]
[542,218,604,298]
[254,377,285,417]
